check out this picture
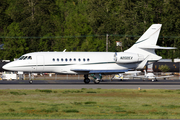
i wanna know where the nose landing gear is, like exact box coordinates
[29,73,33,84]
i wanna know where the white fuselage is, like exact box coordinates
[3,52,141,74]
[145,73,156,79]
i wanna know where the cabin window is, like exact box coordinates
[57,58,59,61]
[74,58,76,61]
[83,58,85,62]
[78,58,81,61]
[53,58,55,61]
[65,58,68,62]
[61,58,63,61]
[28,56,32,60]
[69,58,72,61]
[87,58,90,61]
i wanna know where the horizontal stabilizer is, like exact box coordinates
[139,45,176,49]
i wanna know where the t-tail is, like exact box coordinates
[124,24,176,62]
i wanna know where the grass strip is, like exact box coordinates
[0,89,180,119]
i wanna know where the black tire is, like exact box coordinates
[29,80,33,84]
[84,78,90,84]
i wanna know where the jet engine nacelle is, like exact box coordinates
[114,52,144,63]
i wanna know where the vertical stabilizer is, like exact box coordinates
[124,24,174,62]
[125,24,162,53]
[133,24,162,47]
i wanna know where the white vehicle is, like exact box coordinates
[1,71,17,80]
[2,24,175,84]
[134,70,173,81]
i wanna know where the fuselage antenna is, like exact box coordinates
[63,49,66,52]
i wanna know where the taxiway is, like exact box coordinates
[0,79,180,89]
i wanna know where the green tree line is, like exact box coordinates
[0,0,180,60]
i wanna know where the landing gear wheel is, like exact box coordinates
[29,80,33,84]
[94,79,100,84]
[84,74,90,84]
[84,78,90,84]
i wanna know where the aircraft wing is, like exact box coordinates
[125,71,141,74]
[133,75,146,78]
[155,75,174,79]
[71,69,128,74]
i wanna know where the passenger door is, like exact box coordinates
[36,56,44,71]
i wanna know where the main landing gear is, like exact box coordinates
[84,74,90,84]
[93,74,102,84]
[84,74,102,84]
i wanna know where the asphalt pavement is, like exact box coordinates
[0,79,180,89]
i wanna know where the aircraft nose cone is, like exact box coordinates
[2,63,11,71]
[2,64,7,70]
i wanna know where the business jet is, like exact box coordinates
[2,24,176,84]
[134,70,173,81]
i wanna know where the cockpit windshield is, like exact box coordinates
[19,56,24,60]
[23,56,28,60]
[18,56,32,60]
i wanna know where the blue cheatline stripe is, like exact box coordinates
[11,62,116,67]
[135,38,148,44]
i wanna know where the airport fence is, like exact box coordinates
[23,73,114,81]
